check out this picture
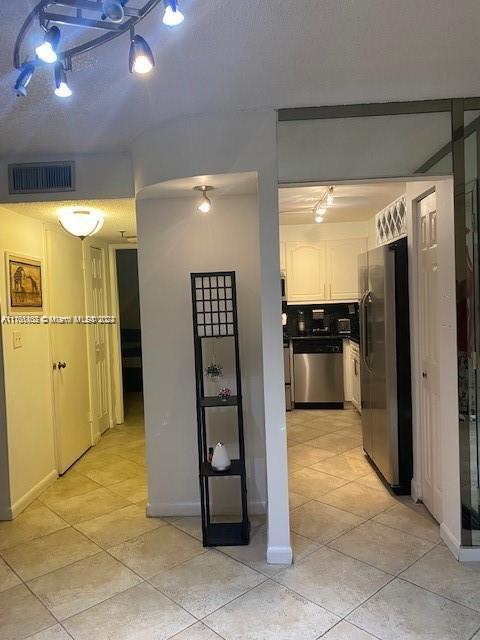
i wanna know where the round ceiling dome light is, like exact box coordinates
[58,207,104,240]
[194,185,214,214]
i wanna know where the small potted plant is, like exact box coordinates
[218,387,232,402]
[205,362,223,379]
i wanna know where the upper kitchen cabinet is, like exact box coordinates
[327,238,367,300]
[284,237,367,303]
[286,241,327,302]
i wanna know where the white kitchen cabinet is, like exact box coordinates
[280,241,287,273]
[327,238,368,301]
[350,340,361,413]
[285,237,367,303]
[286,241,327,302]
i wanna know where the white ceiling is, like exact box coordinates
[1,198,136,242]
[279,182,406,225]
[138,172,258,199]
[1,0,479,156]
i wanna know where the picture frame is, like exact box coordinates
[6,253,44,313]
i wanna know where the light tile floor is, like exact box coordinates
[2,401,480,639]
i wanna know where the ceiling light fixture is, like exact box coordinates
[129,31,155,74]
[54,63,72,98]
[119,230,137,243]
[14,63,35,97]
[194,186,214,214]
[102,0,125,23]
[14,1,185,98]
[312,186,335,223]
[58,207,104,240]
[326,185,335,206]
[163,0,184,26]
[35,26,60,63]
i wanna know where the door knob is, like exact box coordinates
[422,371,427,378]
[57,362,67,369]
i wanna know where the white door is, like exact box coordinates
[90,246,110,435]
[327,238,367,300]
[418,191,442,521]
[286,241,327,302]
[47,229,91,474]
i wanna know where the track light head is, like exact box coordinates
[102,1,125,23]
[129,34,155,74]
[35,26,60,63]
[54,62,72,98]
[326,185,335,206]
[14,63,35,97]
[163,0,184,26]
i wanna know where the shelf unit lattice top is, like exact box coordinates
[375,195,407,246]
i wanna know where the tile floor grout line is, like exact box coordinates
[395,572,480,618]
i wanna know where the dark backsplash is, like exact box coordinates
[283,302,359,339]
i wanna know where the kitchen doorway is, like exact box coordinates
[279,174,456,555]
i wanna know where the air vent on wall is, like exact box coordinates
[8,161,75,194]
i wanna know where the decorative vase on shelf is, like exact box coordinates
[211,442,231,471]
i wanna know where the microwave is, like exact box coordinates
[280,272,287,301]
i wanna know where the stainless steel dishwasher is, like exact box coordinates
[293,338,344,408]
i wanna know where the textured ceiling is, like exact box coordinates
[1,0,479,157]
[279,182,406,225]
[2,198,136,242]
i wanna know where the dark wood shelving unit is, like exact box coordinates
[191,271,250,547]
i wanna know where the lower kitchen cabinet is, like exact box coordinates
[350,340,361,413]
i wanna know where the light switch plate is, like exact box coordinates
[13,331,22,349]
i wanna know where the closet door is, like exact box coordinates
[286,242,326,302]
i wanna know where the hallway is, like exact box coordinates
[1,406,480,639]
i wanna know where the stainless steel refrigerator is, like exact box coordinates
[358,237,412,494]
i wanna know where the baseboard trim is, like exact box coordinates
[5,470,58,521]
[147,500,267,519]
[410,478,422,503]
[267,544,293,565]
[458,546,480,562]
[440,522,460,559]
[92,431,102,446]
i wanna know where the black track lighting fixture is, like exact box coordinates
[35,26,61,63]
[54,62,72,98]
[14,1,187,99]
[101,1,125,23]
[129,31,155,75]
[163,0,184,26]
[14,63,35,97]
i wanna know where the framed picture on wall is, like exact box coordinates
[6,253,44,313]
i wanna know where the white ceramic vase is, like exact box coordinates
[211,442,231,471]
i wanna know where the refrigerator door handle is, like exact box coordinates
[360,290,372,371]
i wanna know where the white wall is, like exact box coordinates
[137,194,266,516]
[132,109,291,564]
[0,206,56,517]
[278,113,452,183]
